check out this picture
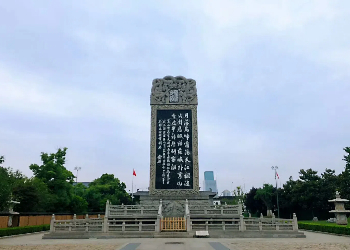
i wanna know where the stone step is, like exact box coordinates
[42,230,305,239]
[154,232,194,238]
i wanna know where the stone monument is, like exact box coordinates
[329,191,350,225]
[136,76,215,216]
[43,76,305,239]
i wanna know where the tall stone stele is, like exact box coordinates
[149,76,199,196]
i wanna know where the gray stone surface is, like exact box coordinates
[150,76,198,105]
[2,231,350,250]
[208,242,230,250]
[119,243,141,250]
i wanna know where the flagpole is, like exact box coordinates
[132,171,134,203]
[271,166,280,218]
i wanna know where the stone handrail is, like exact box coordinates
[109,205,158,210]
[189,206,240,215]
[190,218,240,231]
[108,208,158,216]
[51,215,104,233]
[50,215,159,233]
[189,214,298,232]
[107,218,158,232]
[49,212,298,233]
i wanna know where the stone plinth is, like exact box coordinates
[135,191,216,217]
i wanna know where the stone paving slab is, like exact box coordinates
[0,231,350,250]
[209,242,230,250]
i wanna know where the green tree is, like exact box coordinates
[74,183,87,197]
[29,148,75,212]
[297,168,322,217]
[12,178,52,212]
[245,187,265,216]
[0,156,11,211]
[0,157,26,211]
[254,184,274,211]
[339,147,350,202]
[69,195,88,214]
[85,173,131,212]
[279,168,331,220]
[319,168,338,215]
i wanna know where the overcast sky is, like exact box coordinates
[1,0,350,195]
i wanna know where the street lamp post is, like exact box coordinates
[74,166,81,195]
[271,166,280,218]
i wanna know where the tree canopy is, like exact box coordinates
[1,148,132,214]
[85,174,131,212]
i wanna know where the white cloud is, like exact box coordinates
[199,0,337,30]
[74,30,129,55]
[0,64,149,141]
[320,49,350,78]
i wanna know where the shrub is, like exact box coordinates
[298,222,350,235]
[0,225,50,237]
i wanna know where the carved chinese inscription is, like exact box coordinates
[155,110,193,189]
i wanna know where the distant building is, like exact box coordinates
[222,189,231,196]
[203,171,218,193]
[73,182,91,187]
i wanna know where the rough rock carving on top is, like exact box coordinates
[150,76,198,105]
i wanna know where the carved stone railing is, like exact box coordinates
[49,212,298,233]
[50,214,104,233]
[105,201,159,217]
[50,214,159,233]
[189,205,241,216]
[190,218,240,231]
[107,218,159,232]
[188,213,298,232]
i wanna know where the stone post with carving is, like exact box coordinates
[292,213,298,231]
[50,214,55,232]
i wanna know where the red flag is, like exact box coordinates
[276,172,279,179]
[133,169,136,177]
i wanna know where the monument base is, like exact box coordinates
[134,191,216,217]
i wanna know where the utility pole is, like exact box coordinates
[74,166,81,195]
[271,166,280,218]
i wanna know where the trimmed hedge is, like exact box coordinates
[298,222,350,235]
[0,225,50,237]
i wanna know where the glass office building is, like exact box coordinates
[204,171,218,193]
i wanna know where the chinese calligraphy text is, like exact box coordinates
[155,110,193,189]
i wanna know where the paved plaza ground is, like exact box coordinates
[0,231,349,250]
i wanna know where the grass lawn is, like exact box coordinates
[299,217,350,227]
[298,219,350,235]
[299,221,349,227]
